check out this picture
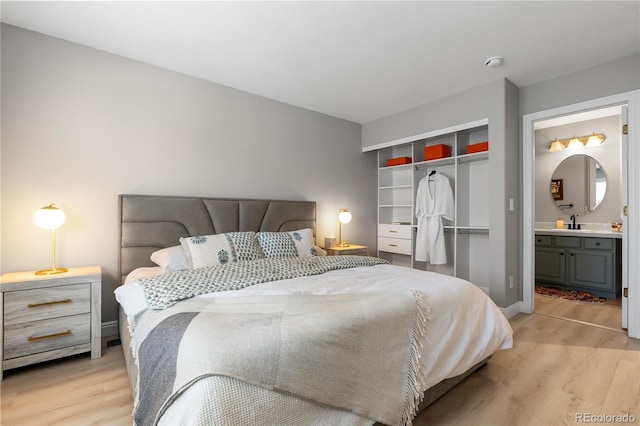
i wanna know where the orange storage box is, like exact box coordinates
[466,141,489,154]
[424,144,451,160]
[386,157,412,166]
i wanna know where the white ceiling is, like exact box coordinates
[2,1,639,124]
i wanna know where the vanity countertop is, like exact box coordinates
[535,228,622,239]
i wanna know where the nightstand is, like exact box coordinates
[0,266,101,379]
[325,244,369,256]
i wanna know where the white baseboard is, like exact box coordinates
[500,301,524,319]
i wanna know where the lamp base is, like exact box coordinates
[35,267,68,276]
[337,241,350,247]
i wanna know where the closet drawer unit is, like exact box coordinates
[378,224,411,240]
[584,238,613,250]
[378,236,412,255]
[535,235,552,247]
[4,283,90,326]
[4,313,91,360]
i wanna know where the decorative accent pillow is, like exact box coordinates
[256,228,317,258]
[150,245,190,273]
[224,232,264,261]
[288,228,316,258]
[256,232,298,258]
[180,234,237,269]
[313,245,327,256]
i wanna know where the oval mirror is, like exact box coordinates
[550,154,606,216]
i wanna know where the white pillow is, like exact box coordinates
[314,245,327,256]
[150,246,189,273]
[289,228,316,258]
[180,234,235,269]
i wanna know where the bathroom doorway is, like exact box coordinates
[532,106,624,331]
[523,90,640,339]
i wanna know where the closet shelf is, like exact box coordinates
[378,164,413,171]
[376,121,490,288]
[458,151,489,164]
[379,185,412,190]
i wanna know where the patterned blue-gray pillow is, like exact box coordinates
[225,232,265,261]
[257,232,298,258]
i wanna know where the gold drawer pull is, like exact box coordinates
[388,230,398,233]
[28,330,72,342]
[28,299,72,308]
[389,244,398,247]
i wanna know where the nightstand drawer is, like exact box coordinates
[378,237,412,255]
[378,224,411,240]
[4,283,90,326]
[4,313,91,360]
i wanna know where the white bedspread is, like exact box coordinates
[116,263,512,425]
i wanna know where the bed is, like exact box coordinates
[116,194,512,426]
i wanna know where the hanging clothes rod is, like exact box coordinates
[456,228,490,235]
[457,155,488,165]
[414,154,486,170]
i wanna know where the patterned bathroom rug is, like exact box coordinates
[535,285,611,304]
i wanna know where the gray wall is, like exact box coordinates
[535,115,622,224]
[362,79,520,308]
[0,24,377,324]
[521,54,638,303]
[361,54,639,308]
[520,53,640,116]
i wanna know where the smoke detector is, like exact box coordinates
[484,56,503,67]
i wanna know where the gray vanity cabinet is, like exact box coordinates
[534,235,565,284]
[535,234,620,299]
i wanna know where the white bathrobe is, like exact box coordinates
[415,173,454,264]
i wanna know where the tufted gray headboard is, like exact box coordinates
[118,194,316,283]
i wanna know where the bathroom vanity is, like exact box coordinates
[535,229,621,299]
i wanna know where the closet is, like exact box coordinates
[377,122,491,294]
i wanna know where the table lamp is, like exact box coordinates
[338,208,352,247]
[34,203,68,275]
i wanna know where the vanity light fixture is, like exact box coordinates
[586,132,605,147]
[567,135,583,150]
[549,138,564,152]
[548,133,606,152]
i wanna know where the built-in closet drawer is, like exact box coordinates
[378,236,412,255]
[378,224,412,240]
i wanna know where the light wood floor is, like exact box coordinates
[2,307,639,426]
[534,290,623,331]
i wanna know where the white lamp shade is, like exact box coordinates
[34,204,66,230]
[549,139,565,152]
[586,133,604,147]
[567,136,583,150]
[338,209,352,224]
